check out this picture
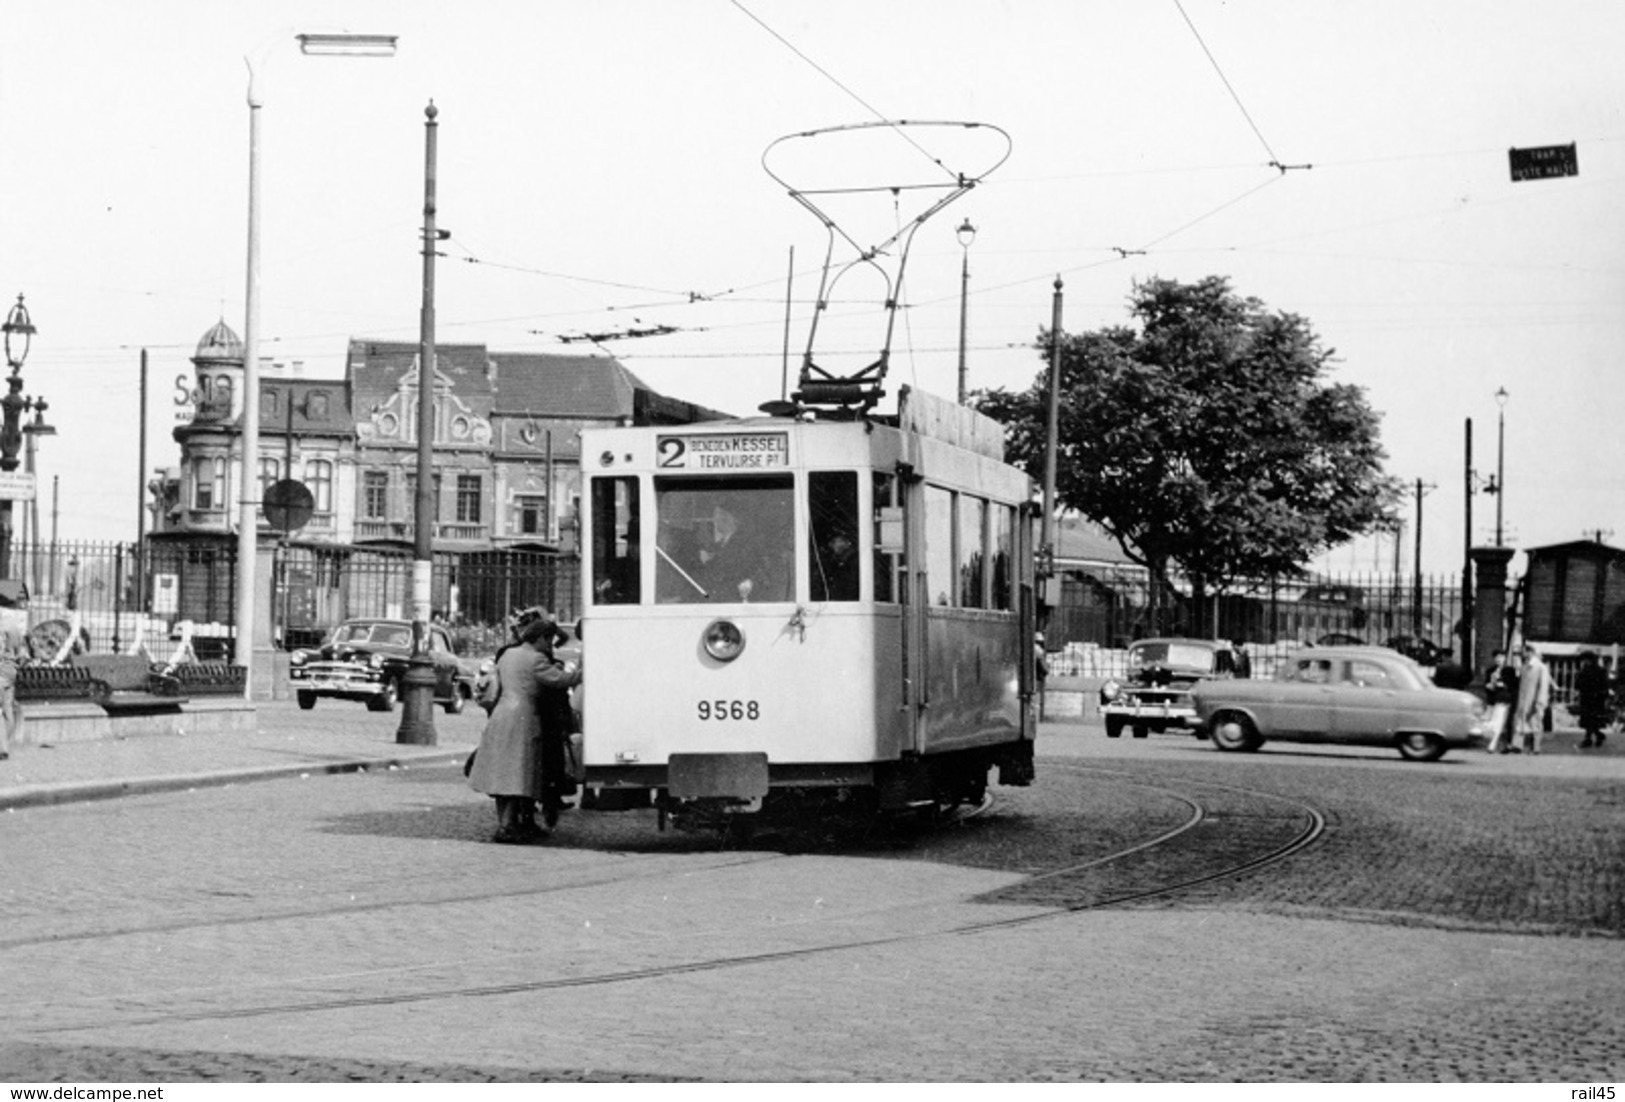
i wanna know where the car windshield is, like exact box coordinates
[1130,642,1217,671]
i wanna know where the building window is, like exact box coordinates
[362,471,388,519]
[262,388,277,419]
[193,457,224,510]
[515,494,547,536]
[258,457,281,495]
[456,474,481,523]
[306,392,329,420]
[305,459,333,513]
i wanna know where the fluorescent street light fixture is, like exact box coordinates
[297,33,398,57]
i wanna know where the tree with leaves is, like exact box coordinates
[976,275,1401,636]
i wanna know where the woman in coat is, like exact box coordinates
[1513,645,1553,756]
[468,616,583,843]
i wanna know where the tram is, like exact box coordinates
[577,385,1039,828]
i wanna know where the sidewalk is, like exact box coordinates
[0,701,482,811]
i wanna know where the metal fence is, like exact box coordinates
[0,537,580,660]
[1046,566,1469,656]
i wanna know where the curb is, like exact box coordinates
[0,750,472,812]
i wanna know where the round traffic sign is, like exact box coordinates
[263,478,315,533]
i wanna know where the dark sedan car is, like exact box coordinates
[1099,638,1241,739]
[289,618,475,714]
[1190,645,1491,762]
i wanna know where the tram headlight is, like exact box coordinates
[702,619,746,662]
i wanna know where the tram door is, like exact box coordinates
[898,467,928,756]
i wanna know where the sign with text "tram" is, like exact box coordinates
[655,432,790,471]
[1509,143,1578,181]
[0,471,36,501]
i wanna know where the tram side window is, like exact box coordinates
[808,470,860,602]
[991,503,1015,610]
[959,494,987,609]
[872,472,898,604]
[589,476,640,605]
[924,485,955,606]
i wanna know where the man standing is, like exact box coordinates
[0,618,25,761]
[1514,645,1553,756]
[1575,650,1610,749]
[1483,648,1515,754]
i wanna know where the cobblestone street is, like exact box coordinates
[1,711,1621,1082]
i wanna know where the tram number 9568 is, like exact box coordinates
[698,700,760,721]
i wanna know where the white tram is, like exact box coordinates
[577,385,1039,827]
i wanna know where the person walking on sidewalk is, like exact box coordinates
[1513,645,1554,755]
[467,616,582,844]
[1575,650,1610,749]
[0,619,23,760]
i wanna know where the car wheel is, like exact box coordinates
[444,687,466,716]
[1210,711,1261,752]
[296,690,316,711]
[1397,732,1446,762]
[1132,724,1150,739]
[367,680,398,713]
[1105,716,1125,738]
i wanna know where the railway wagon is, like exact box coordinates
[578,385,1038,828]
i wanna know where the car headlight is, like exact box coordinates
[1100,679,1121,703]
[702,619,746,662]
[289,651,307,666]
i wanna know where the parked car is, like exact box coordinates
[1314,632,1366,648]
[1383,634,1450,667]
[289,618,477,714]
[1099,638,1241,739]
[1190,645,1491,762]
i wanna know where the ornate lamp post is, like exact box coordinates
[955,218,976,404]
[1,295,41,580]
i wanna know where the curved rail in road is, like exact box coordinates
[36,770,1326,1034]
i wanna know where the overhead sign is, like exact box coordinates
[1509,143,1578,182]
[0,471,36,501]
[655,432,790,471]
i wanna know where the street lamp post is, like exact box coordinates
[234,32,397,690]
[955,218,976,404]
[1,295,42,581]
[397,101,443,746]
[1494,387,1508,547]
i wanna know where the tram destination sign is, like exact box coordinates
[1509,142,1578,181]
[656,432,789,471]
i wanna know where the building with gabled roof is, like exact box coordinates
[154,326,727,552]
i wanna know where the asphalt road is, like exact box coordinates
[1,724,1622,1082]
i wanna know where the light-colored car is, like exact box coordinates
[1190,645,1491,762]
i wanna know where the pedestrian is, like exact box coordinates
[0,618,24,761]
[467,615,582,844]
[1575,650,1610,749]
[1513,645,1553,755]
[1231,637,1252,680]
[1483,648,1515,754]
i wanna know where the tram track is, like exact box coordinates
[27,769,1325,1036]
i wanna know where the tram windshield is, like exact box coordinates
[655,475,795,603]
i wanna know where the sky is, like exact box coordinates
[1,0,1621,576]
